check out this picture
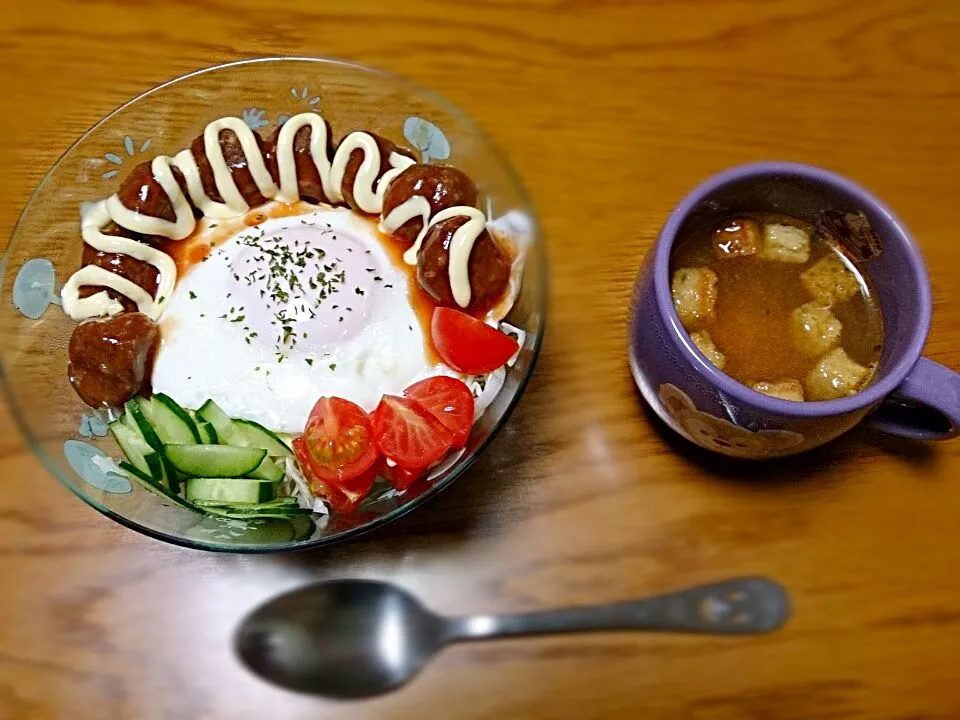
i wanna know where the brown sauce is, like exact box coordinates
[154,203,317,276]
[373,222,443,363]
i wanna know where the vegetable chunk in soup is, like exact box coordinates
[670,213,883,402]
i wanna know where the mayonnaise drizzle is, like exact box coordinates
[61,265,156,320]
[328,132,416,213]
[426,207,487,308]
[104,155,195,240]
[382,198,487,309]
[203,117,278,211]
[274,114,334,203]
[60,201,178,320]
[379,195,431,248]
[173,149,236,219]
[62,113,419,321]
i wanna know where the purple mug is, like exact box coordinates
[629,162,960,459]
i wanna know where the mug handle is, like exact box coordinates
[868,357,960,440]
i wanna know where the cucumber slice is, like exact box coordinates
[249,456,284,482]
[145,394,201,444]
[195,501,311,519]
[232,419,292,457]
[119,461,198,512]
[110,421,177,491]
[121,410,142,436]
[140,448,178,494]
[135,397,162,431]
[118,459,152,482]
[125,398,163,452]
[192,497,299,509]
[119,402,182,492]
[164,460,183,496]
[185,477,278,504]
[196,421,218,444]
[289,513,316,541]
[202,508,311,519]
[196,400,288,456]
[119,455,168,487]
[155,393,202,442]
[185,515,296,545]
[110,421,154,477]
[196,399,244,444]
[164,444,266,478]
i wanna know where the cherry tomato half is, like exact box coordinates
[371,395,454,470]
[293,436,375,514]
[302,396,379,486]
[404,376,475,449]
[431,307,520,375]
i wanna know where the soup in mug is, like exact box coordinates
[670,213,883,402]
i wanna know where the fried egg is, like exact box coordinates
[152,206,439,432]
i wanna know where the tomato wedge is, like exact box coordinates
[371,395,454,470]
[293,436,375,513]
[301,396,379,485]
[431,307,520,375]
[404,376,475,449]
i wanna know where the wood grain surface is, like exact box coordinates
[3,1,960,718]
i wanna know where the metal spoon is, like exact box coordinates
[235,576,789,699]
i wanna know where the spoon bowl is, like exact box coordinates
[236,580,447,698]
[235,576,790,699]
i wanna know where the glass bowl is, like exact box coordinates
[0,58,546,552]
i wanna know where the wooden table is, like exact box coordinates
[3,1,960,718]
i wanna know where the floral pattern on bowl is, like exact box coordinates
[12,258,59,319]
[403,117,450,164]
[101,136,153,181]
[63,439,132,494]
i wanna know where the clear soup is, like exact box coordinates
[670,212,883,402]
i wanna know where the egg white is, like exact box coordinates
[152,206,443,433]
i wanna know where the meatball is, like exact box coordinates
[339,132,416,214]
[115,161,184,223]
[382,165,478,243]
[79,238,160,314]
[417,216,511,310]
[67,313,160,408]
[189,129,270,208]
[265,120,336,204]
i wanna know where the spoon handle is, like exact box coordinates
[446,577,789,642]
